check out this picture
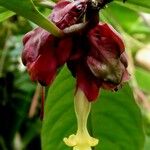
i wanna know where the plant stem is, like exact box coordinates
[63,22,88,35]
[28,84,41,118]
[34,0,56,9]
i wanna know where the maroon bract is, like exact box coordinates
[22,0,87,86]
[22,28,72,85]
[67,23,129,101]
[87,23,129,89]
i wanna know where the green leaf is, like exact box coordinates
[0,6,15,22]
[42,66,145,150]
[115,0,150,12]
[135,67,150,93]
[114,1,150,13]
[102,3,150,34]
[144,136,150,150]
[0,0,62,37]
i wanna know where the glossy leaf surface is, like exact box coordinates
[42,66,145,150]
[0,6,15,22]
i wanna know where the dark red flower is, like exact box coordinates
[22,0,129,101]
[67,23,129,101]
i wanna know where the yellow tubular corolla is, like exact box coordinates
[63,88,99,150]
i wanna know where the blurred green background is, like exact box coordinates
[0,0,150,150]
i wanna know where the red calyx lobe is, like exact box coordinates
[22,0,86,86]
[86,23,129,98]
[67,23,129,101]
[22,28,72,86]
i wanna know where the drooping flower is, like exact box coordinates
[22,0,129,150]
[63,22,129,150]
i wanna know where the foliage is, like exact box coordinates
[42,66,144,150]
[0,0,150,150]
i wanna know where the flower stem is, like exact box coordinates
[34,0,56,9]
[63,22,88,35]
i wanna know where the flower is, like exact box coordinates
[64,23,129,149]
[22,0,129,99]
[22,0,129,149]
[22,0,129,101]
